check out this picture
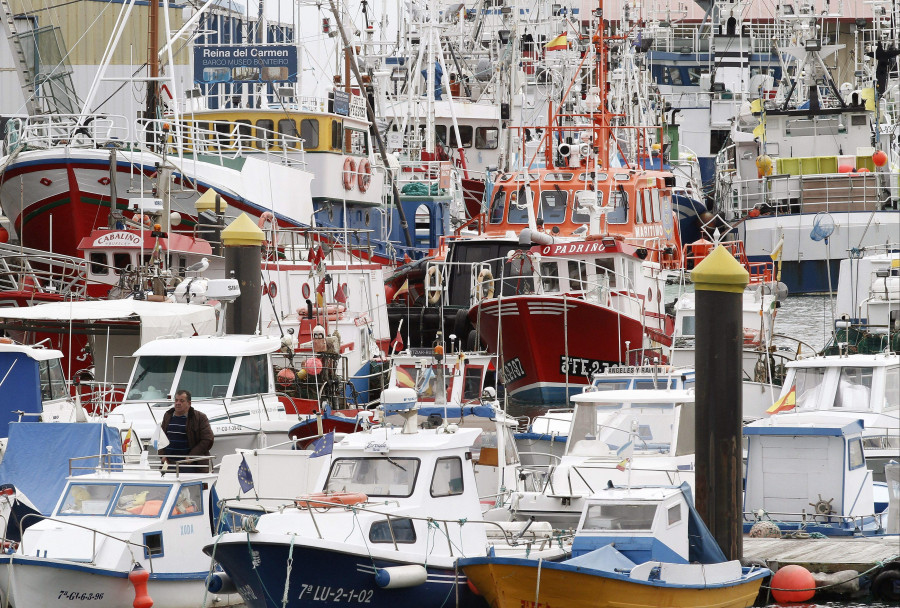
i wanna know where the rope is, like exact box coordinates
[247,531,281,607]
[281,535,295,608]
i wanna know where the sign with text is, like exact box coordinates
[194,45,297,84]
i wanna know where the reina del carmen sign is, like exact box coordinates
[92,232,143,248]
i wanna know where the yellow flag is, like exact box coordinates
[770,236,784,261]
[545,33,567,51]
[766,386,796,414]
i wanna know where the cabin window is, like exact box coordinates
[369,518,416,543]
[637,189,648,223]
[667,66,684,85]
[431,457,464,497]
[278,119,298,148]
[507,187,531,224]
[344,128,368,155]
[143,531,164,558]
[667,504,682,526]
[448,125,473,148]
[256,119,275,149]
[90,252,109,275]
[539,189,568,224]
[214,122,231,146]
[680,315,696,337]
[415,204,431,247]
[113,252,131,274]
[235,120,252,148]
[325,457,420,497]
[463,366,484,401]
[488,190,506,224]
[331,120,343,150]
[113,484,171,517]
[834,367,873,409]
[300,119,319,148]
[171,483,203,517]
[233,355,269,396]
[651,189,661,222]
[58,483,117,516]
[434,125,448,146]
[395,364,450,402]
[502,425,518,464]
[540,261,560,292]
[568,260,586,290]
[848,437,865,470]
[39,358,67,401]
[475,127,499,149]
[594,258,616,288]
[503,253,534,295]
[179,356,237,399]
[572,190,601,223]
[607,187,628,225]
[127,356,179,400]
[885,367,899,411]
[582,503,657,530]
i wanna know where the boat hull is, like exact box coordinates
[462,560,764,608]
[0,556,234,608]
[470,296,650,405]
[207,539,484,608]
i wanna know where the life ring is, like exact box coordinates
[343,158,356,191]
[257,211,274,229]
[743,328,761,347]
[358,159,372,192]
[295,491,368,509]
[476,269,495,300]
[426,266,443,304]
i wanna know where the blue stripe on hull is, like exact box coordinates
[746,256,840,294]
[508,384,583,406]
[209,542,486,608]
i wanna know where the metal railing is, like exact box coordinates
[0,244,89,299]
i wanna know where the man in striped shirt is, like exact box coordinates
[160,389,214,471]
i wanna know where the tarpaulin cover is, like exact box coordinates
[0,423,124,514]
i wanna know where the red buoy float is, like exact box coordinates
[837,164,854,173]
[770,564,815,603]
[129,564,153,608]
[872,149,888,167]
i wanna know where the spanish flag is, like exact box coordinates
[766,386,796,414]
[545,33,567,51]
[122,427,133,452]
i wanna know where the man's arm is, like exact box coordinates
[189,412,215,455]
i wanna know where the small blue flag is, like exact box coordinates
[309,432,334,458]
[237,455,254,493]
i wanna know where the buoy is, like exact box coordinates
[872,150,888,167]
[770,564,815,603]
[304,357,324,375]
[276,368,296,386]
[0,225,8,244]
[206,572,238,595]
[857,167,870,173]
[748,208,761,217]
[837,164,854,173]
[129,564,153,608]
[756,155,773,177]
[374,565,427,589]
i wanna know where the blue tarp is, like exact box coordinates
[0,423,124,514]
[564,544,636,572]
[681,482,728,564]
[0,353,42,431]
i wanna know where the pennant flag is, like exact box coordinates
[766,386,796,414]
[151,424,170,451]
[307,246,316,264]
[237,454,255,493]
[122,427,133,452]
[545,33,567,51]
[309,432,334,458]
[770,236,784,261]
[316,278,326,307]
[616,458,630,472]
[390,329,405,354]
[334,283,347,304]
[393,279,410,302]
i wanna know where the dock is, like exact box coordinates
[744,535,899,573]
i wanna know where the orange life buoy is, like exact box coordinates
[743,328,761,347]
[258,211,274,229]
[357,159,372,192]
[295,491,367,509]
[343,158,356,191]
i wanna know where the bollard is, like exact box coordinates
[222,213,264,335]
[691,245,749,560]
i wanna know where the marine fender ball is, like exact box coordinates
[770,564,815,603]
[129,564,153,608]
[374,565,427,589]
[872,149,888,167]
[837,164,854,173]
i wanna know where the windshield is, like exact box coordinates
[178,356,236,399]
[395,365,451,402]
[324,457,419,497]
[581,502,658,531]
[567,405,675,456]
[113,484,172,517]
[127,356,179,400]
[792,367,830,410]
[58,483,118,516]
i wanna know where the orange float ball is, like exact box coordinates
[837,164,854,173]
[872,150,888,167]
[749,208,761,217]
[857,167,870,173]
[0,226,8,244]
[770,564,816,603]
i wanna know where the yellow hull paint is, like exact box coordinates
[464,563,763,608]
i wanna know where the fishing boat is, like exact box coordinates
[833,244,900,337]
[203,387,567,608]
[505,388,695,528]
[0,451,241,607]
[461,484,770,608]
[743,415,887,536]
[763,351,899,481]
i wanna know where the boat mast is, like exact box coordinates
[145,0,159,121]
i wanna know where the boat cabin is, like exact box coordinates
[0,341,81,427]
